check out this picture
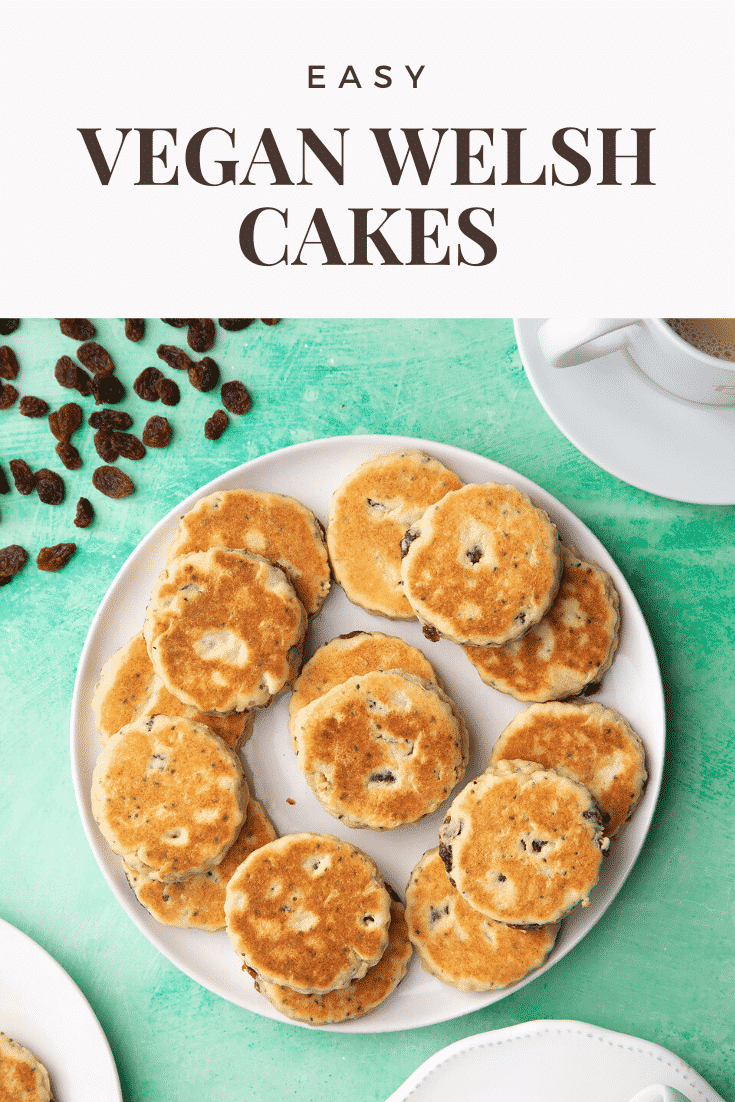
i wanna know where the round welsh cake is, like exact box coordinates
[438,759,608,926]
[165,489,331,617]
[327,449,463,619]
[91,714,248,882]
[144,547,307,713]
[225,833,391,994]
[0,1033,53,1102]
[400,482,562,647]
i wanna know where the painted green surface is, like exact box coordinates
[0,318,733,1101]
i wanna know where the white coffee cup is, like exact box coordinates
[628,1085,690,1102]
[537,318,735,406]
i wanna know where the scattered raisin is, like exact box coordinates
[0,465,9,494]
[220,380,251,414]
[187,318,215,353]
[260,318,280,325]
[155,377,180,406]
[0,384,19,410]
[0,576,12,587]
[90,374,125,405]
[74,497,94,528]
[218,319,254,331]
[0,544,27,577]
[161,318,192,328]
[204,409,228,439]
[0,320,20,336]
[37,542,77,572]
[10,459,34,495]
[157,344,193,371]
[142,415,172,448]
[124,318,145,342]
[59,318,96,341]
[94,430,119,463]
[88,409,132,431]
[35,468,65,505]
[54,355,80,390]
[93,465,134,498]
[133,366,164,401]
[55,440,83,470]
[111,431,146,460]
[19,395,48,418]
[0,346,19,380]
[75,367,93,397]
[188,356,219,392]
[49,402,83,441]
[77,341,114,377]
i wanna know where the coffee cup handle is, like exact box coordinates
[537,317,644,368]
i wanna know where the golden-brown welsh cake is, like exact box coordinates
[463,546,620,701]
[225,833,391,994]
[289,670,468,830]
[0,1033,53,1102]
[250,889,412,1024]
[405,848,559,991]
[123,799,276,931]
[400,482,562,647]
[91,714,248,882]
[289,630,440,719]
[326,450,463,619]
[438,760,608,926]
[91,631,254,748]
[489,701,646,838]
[143,547,307,713]
[165,488,331,617]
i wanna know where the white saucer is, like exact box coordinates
[0,918,122,1101]
[514,319,735,505]
[384,1020,725,1102]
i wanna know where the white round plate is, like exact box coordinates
[383,1019,725,1102]
[0,917,122,1101]
[515,318,735,504]
[71,435,664,1032]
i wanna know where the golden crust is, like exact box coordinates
[401,483,562,647]
[405,849,559,992]
[225,833,391,994]
[0,1033,53,1102]
[327,450,463,619]
[490,701,646,838]
[463,546,620,701]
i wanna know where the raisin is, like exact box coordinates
[204,409,228,440]
[94,430,119,463]
[0,576,11,587]
[88,409,132,431]
[91,374,125,404]
[155,377,180,406]
[59,318,96,341]
[19,395,48,418]
[161,318,192,328]
[0,465,9,494]
[260,318,280,325]
[0,544,27,577]
[0,320,20,336]
[37,542,77,572]
[157,344,193,371]
[55,441,83,470]
[187,318,215,353]
[124,318,145,342]
[93,465,134,498]
[218,319,254,331]
[111,431,146,460]
[74,497,94,528]
[133,366,164,401]
[422,624,441,642]
[142,415,172,448]
[188,356,219,392]
[0,384,18,410]
[55,355,78,390]
[220,380,251,414]
[75,367,93,397]
[49,402,83,441]
[10,459,34,495]
[0,346,19,380]
[77,341,114,377]
[35,468,65,505]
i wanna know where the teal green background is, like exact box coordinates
[1,318,733,1101]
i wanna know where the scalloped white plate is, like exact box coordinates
[0,918,122,1101]
[71,435,664,1031]
[384,1020,725,1102]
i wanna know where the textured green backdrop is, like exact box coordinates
[1,318,733,1101]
